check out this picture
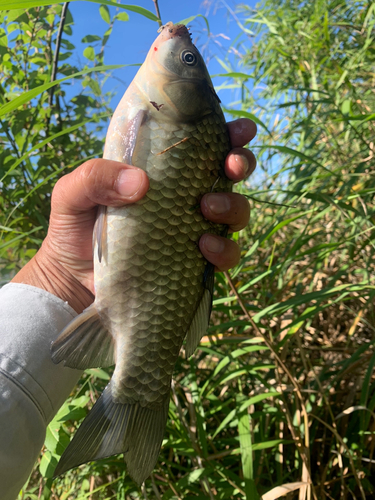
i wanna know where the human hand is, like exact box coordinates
[11,118,256,313]
[200,118,256,270]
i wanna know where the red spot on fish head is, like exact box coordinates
[154,47,158,51]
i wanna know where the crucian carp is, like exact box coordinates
[51,21,232,484]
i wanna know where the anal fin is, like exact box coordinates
[51,304,115,369]
[185,262,215,357]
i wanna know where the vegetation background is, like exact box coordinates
[0,0,374,498]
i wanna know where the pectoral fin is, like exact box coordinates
[120,109,146,165]
[94,109,146,262]
[93,205,107,263]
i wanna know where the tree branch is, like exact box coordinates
[49,2,70,107]
[152,0,162,26]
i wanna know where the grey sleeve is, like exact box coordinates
[0,283,82,500]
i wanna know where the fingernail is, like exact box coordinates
[206,193,230,215]
[234,154,250,178]
[116,169,143,197]
[204,234,225,254]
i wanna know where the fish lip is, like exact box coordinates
[157,22,191,40]
[165,77,207,85]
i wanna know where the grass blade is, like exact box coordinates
[0,0,159,21]
[0,65,129,118]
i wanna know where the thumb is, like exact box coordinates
[52,158,149,215]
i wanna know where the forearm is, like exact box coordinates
[0,283,82,499]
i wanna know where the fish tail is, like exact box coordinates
[54,383,169,484]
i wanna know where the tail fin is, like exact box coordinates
[54,384,169,484]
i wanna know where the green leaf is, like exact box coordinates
[253,284,375,322]
[99,4,110,24]
[213,408,236,437]
[237,395,259,499]
[223,108,272,135]
[44,424,59,453]
[39,451,58,478]
[0,64,128,118]
[0,0,159,22]
[116,11,129,22]
[341,98,351,115]
[81,34,101,43]
[213,72,251,79]
[85,368,111,380]
[3,119,108,176]
[360,350,375,433]
[5,8,24,21]
[213,345,269,376]
[178,14,210,34]
[336,112,375,122]
[161,468,207,500]
[52,396,90,424]
[261,211,313,243]
[0,227,42,251]
[260,144,332,174]
[252,439,292,451]
[83,46,95,61]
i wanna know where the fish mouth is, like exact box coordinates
[166,77,207,85]
[157,21,191,40]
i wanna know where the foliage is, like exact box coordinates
[219,0,375,498]
[0,3,119,283]
[1,0,374,499]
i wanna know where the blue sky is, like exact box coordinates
[68,0,258,110]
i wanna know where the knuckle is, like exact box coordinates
[79,159,114,204]
[50,178,63,208]
[51,171,72,209]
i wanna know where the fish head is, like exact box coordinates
[135,22,220,122]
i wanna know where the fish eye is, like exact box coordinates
[180,50,197,66]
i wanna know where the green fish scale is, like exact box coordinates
[95,112,231,410]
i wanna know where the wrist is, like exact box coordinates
[11,246,93,314]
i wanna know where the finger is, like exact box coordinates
[201,193,250,232]
[52,158,149,215]
[225,147,257,182]
[199,234,241,271]
[227,118,257,147]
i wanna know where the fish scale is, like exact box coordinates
[96,115,231,409]
[51,21,232,484]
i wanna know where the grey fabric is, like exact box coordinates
[0,283,82,500]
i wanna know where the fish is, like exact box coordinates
[51,21,232,484]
